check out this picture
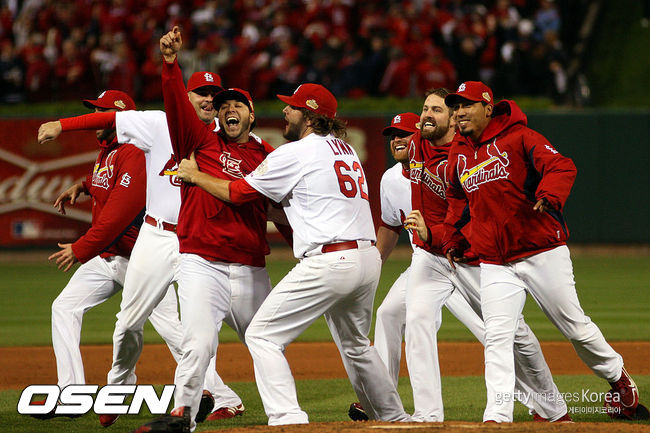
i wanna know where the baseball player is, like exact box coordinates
[171,82,412,427]
[30,90,153,419]
[132,27,278,432]
[348,112,486,421]
[442,81,642,422]
[404,88,569,422]
[36,72,247,426]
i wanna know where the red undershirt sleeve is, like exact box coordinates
[229,178,264,204]
[60,112,116,131]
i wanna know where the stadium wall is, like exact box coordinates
[0,111,647,247]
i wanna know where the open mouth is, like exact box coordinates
[421,120,436,130]
[394,144,407,152]
[226,116,240,126]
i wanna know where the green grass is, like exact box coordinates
[1,375,648,432]
[1,253,648,346]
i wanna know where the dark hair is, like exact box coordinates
[299,108,347,139]
[424,87,453,115]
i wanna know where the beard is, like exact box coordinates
[96,128,116,145]
[421,118,450,141]
[283,121,303,141]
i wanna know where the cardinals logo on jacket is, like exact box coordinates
[422,160,447,199]
[220,152,244,178]
[458,140,510,193]
[92,150,117,189]
[160,154,182,187]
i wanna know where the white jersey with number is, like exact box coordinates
[115,110,182,224]
[380,162,414,248]
[245,132,376,258]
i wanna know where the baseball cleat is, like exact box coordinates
[206,403,245,420]
[195,390,215,423]
[130,406,190,433]
[99,413,120,427]
[348,402,369,421]
[609,366,639,409]
[532,411,573,422]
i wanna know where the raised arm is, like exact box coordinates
[38,112,117,144]
[160,26,209,159]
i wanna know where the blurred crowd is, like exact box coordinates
[0,0,573,104]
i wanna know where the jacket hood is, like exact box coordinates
[479,100,527,143]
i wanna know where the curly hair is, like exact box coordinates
[299,108,347,139]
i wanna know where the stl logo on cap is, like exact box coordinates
[204,72,214,82]
[306,99,319,110]
[393,114,402,124]
[98,91,106,98]
[458,83,466,92]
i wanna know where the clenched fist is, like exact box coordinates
[38,121,62,144]
[160,26,182,63]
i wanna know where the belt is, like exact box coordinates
[144,215,177,233]
[321,240,363,253]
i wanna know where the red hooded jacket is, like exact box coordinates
[409,130,452,255]
[443,100,577,264]
[71,138,145,263]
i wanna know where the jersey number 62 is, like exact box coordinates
[333,160,369,200]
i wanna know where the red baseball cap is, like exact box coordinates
[214,88,254,114]
[277,83,337,119]
[382,112,420,136]
[187,71,223,92]
[83,90,135,111]
[445,81,493,107]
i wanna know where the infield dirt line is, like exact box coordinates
[1,341,649,390]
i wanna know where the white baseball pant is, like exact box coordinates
[245,244,410,425]
[374,266,485,389]
[405,247,566,421]
[173,253,271,431]
[107,222,240,408]
[51,254,179,388]
[480,245,623,422]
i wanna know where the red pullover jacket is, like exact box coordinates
[162,58,272,267]
[443,100,577,264]
[409,130,454,255]
[70,137,145,263]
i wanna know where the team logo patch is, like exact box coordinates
[219,151,243,178]
[306,99,319,110]
[114,100,126,109]
[119,173,131,187]
[204,72,214,82]
[458,140,510,193]
[458,83,466,92]
[160,154,181,187]
[253,159,268,176]
[393,114,401,124]
[482,92,491,102]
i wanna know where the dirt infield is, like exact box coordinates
[2,341,649,389]
[4,342,649,432]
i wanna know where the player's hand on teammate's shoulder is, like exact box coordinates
[160,25,182,62]
[37,121,62,144]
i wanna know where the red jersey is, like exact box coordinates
[72,139,146,263]
[443,100,577,264]
[162,59,272,267]
[408,130,453,255]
